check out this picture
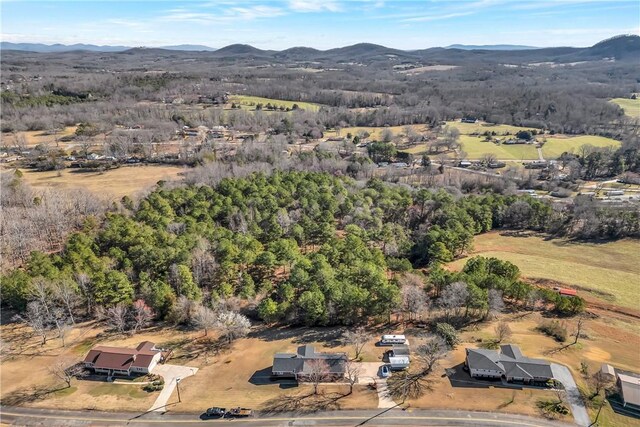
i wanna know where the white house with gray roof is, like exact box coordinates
[465,344,554,385]
[272,345,347,380]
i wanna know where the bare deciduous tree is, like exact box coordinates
[439,281,468,319]
[494,321,512,343]
[49,359,85,388]
[16,301,49,345]
[487,289,505,319]
[131,299,154,333]
[343,327,370,360]
[192,304,217,336]
[106,303,129,334]
[401,282,428,321]
[590,371,613,397]
[344,358,361,395]
[306,358,330,395]
[215,309,251,343]
[52,279,80,324]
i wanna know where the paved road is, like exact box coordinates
[150,364,198,413]
[550,363,590,427]
[0,406,575,427]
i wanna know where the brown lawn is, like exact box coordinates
[16,165,185,200]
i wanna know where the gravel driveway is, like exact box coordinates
[550,363,590,426]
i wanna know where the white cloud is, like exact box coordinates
[158,4,284,24]
[288,0,342,12]
[401,11,474,22]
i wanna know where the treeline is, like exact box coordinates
[2,171,600,327]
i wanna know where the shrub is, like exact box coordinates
[435,322,460,348]
[537,320,567,342]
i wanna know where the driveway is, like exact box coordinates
[149,364,198,413]
[550,363,590,427]
[356,362,397,409]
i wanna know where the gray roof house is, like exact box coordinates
[272,345,347,380]
[465,344,554,384]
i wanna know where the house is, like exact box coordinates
[272,345,347,380]
[83,341,162,377]
[461,117,477,124]
[618,374,640,408]
[458,160,472,168]
[465,344,554,385]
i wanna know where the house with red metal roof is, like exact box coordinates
[83,341,162,376]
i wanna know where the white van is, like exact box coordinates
[380,334,407,345]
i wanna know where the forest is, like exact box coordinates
[2,169,614,335]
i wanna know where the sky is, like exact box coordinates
[1,0,639,50]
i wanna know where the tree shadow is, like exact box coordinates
[1,385,68,406]
[158,335,231,363]
[261,390,348,415]
[248,326,345,348]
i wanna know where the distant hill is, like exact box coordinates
[3,35,638,64]
[161,44,216,51]
[0,42,131,52]
[446,44,538,51]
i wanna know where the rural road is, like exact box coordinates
[0,406,576,427]
[550,364,590,427]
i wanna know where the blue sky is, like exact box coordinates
[1,0,638,49]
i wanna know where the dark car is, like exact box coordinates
[204,407,226,417]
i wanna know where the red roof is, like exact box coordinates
[83,342,159,371]
[558,288,577,296]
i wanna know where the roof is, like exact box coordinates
[392,345,411,356]
[272,345,347,375]
[601,364,616,376]
[558,288,578,296]
[618,374,640,406]
[83,342,159,371]
[466,345,553,379]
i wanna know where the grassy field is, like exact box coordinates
[610,98,640,118]
[541,135,621,158]
[228,95,321,112]
[16,165,185,199]
[325,124,430,140]
[2,126,78,148]
[449,232,640,309]
[444,121,541,135]
[460,135,538,160]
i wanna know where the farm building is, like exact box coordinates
[618,374,640,408]
[83,341,162,377]
[555,288,578,297]
[272,345,347,380]
[465,344,554,385]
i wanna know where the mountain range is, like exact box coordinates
[2,35,638,64]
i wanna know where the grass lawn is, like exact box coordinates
[449,232,640,310]
[541,135,621,159]
[2,126,78,148]
[610,98,640,118]
[16,165,185,200]
[459,135,538,160]
[444,121,541,136]
[228,95,321,112]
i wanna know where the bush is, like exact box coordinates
[537,320,567,342]
[435,322,460,348]
[537,399,569,418]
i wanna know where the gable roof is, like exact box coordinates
[466,345,553,379]
[83,342,159,371]
[272,345,346,375]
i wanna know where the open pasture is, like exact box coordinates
[449,232,640,309]
[228,95,321,112]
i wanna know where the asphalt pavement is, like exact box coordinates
[0,406,577,427]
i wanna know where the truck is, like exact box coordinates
[227,407,253,418]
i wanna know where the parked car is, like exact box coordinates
[380,365,390,378]
[204,407,226,418]
[227,407,252,417]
